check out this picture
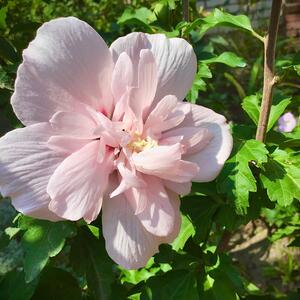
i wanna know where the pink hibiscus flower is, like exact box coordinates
[278,112,297,133]
[0,17,232,269]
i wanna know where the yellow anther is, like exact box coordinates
[127,133,157,153]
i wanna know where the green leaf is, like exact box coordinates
[218,140,268,214]
[181,196,219,243]
[0,37,19,63]
[0,6,8,29]
[141,270,199,300]
[19,217,76,282]
[171,215,195,251]
[184,9,256,39]
[31,267,81,300]
[247,56,263,94]
[0,201,21,276]
[242,94,291,131]
[128,293,142,300]
[289,236,300,247]
[197,63,212,78]
[121,259,159,285]
[121,268,156,286]
[271,226,299,242]
[0,231,9,249]
[242,94,260,125]
[224,72,246,99]
[214,205,242,231]
[260,149,300,206]
[292,51,300,64]
[200,273,240,300]
[0,200,17,230]
[200,9,255,35]
[283,51,300,76]
[198,254,244,300]
[186,63,212,103]
[0,66,14,90]
[118,7,156,32]
[70,227,115,300]
[0,270,38,300]
[186,77,207,103]
[268,97,291,131]
[0,239,23,276]
[210,36,229,47]
[201,52,246,68]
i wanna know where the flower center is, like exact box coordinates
[127,132,157,153]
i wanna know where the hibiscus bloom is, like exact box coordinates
[278,112,297,133]
[0,17,232,269]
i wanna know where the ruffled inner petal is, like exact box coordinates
[47,141,114,223]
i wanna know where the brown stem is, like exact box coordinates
[182,0,189,22]
[216,230,231,253]
[215,1,282,256]
[255,0,282,142]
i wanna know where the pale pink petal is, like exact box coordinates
[159,190,181,243]
[94,113,130,147]
[110,33,196,105]
[120,170,160,215]
[162,127,213,155]
[113,93,127,122]
[127,50,158,131]
[110,179,128,199]
[126,88,144,133]
[144,95,178,134]
[50,111,97,138]
[124,184,148,215]
[135,176,175,237]
[163,180,192,196]
[12,17,114,125]
[111,52,133,103]
[118,162,146,188]
[164,160,200,182]
[159,135,183,146]
[146,95,178,123]
[156,110,186,134]
[144,95,189,137]
[0,123,65,220]
[137,49,158,119]
[47,141,114,223]
[110,162,146,199]
[110,32,150,84]
[112,88,132,122]
[102,183,161,269]
[180,104,233,182]
[131,144,199,182]
[133,143,181,168]
[146,34,197,105]
[47,136,91,154]
[96,138,107,163]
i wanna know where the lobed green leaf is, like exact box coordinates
[19,217,76,282]
[260,149,300,206]
[218,140,268,215]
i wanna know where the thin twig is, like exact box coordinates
[182,0,189,22]
[256,0,282,142]
[278,82,300,89]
